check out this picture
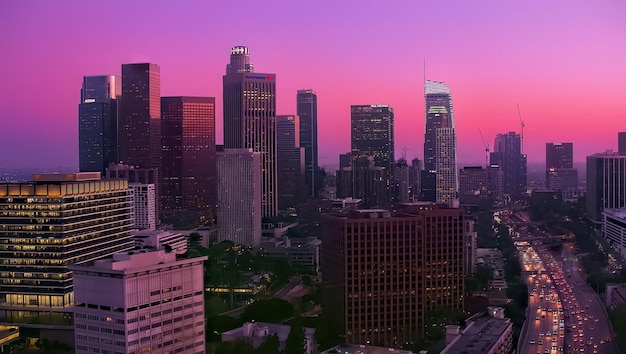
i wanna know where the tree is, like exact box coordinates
[189,232,201,246]
[206,315,242,342]
[255,334,281,354]
[284,326,305,354]
[240,299,294,323]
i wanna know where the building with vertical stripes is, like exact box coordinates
[321,203,465,347]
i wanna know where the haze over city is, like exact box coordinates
[1,0,625,169]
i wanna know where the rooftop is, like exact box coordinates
[31,172,101,182]
[321,343,414,354]
[440,314,511,354]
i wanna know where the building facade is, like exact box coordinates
[276,115,305,210]
[0,173,134,326]
[586,152,626,224]
[217,149,262,246]
[546,142,577,190]
[321,203,465,346]
[79,75,121,173]
[394,158,409,203]
[602,208,626,259]
[130,183,156,230]
[71,250,206,354]
[106,163,160,224]
[160,96,216,221]
[297,89,319,198]
[118,63,161,171]
[131,230,188,255]
[223,46,277,217]
[423,81,457,204]
[336,156,388,209]
[490,132,527,198]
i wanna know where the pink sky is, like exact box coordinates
[0,0,625,169]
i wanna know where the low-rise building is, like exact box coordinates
[606,283,626,309]
[603,208,626,259]
[320,343,414,354]
[131,229,188,255]
[259,236,321,274]
[441,307,513,354]
[222,322,315,354]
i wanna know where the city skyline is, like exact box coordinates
[1,1,625,169]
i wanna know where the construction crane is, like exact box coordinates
[478,129,490,168]
[517,103,525,155]
[401,147,411,160]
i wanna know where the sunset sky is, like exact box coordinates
[1,0,625,170]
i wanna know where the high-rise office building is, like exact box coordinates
[546,142,577,190]
[490,132,527,198]
[223,46,277,217]
[619,132,626,155]
[118,63,161,170]
[0,173,133,326]
[586,151,626,224]
[161,96,216,221]
[350,105,394,172]
[71,250,207,354]
[393,158,409,203]
[336,155,387,208]
[423,81,458,204]
[409,158,422,202]
[79,75,121,173]
[130,183,156,230]
[106,163,160,225]
[321,203,465,346]
[217,149,262,247]
[276,115,305,210]
[458,165,503,203]
[297,90,319,198]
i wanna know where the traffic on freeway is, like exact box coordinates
[499,210,618,354]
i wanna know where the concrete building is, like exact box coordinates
[222,322,316,354]
[546,142,578,191]
[78,75,121,173]
[107,163,160,225]
[602,208,626,259]
[321,203,465,346]
[217,148,262,246]
[71,250,206,354]
[465,218,478,275]
[606,283,626,309]
[336,155,388,208]
[223,46,277,217]
[394,158,409,203]
[0,173,134,326]
[130,183,156,230]
[458,166,503,203]
[440,308,513,354]
[586,151,626,224]
[131,229,188,255]
[259,236,321,274]
[321,344,414,354]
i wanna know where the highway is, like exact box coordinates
[501,210,618,354]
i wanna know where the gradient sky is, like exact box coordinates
[1,0,625,170]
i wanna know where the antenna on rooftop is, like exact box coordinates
[517,103,525,155]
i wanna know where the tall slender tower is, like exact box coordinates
[490,132,527,198]
[276,115,304,210]
[79,75,121,173]
[546,142,577,190]
[161,96,216,221]
[297,89,318,197]
[118,63,161,170]
[223,46,277,217]
[423,81,458,204]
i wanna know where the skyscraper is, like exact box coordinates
[546,142,577,190]
[297,89,319,198]
[118,63,161,170]
[161,96,216,221]
[409,157,422,201]
[0,173,133,326]
[223,46,277,217]
[336,155,387,208]
[393,158,409,203]
[422,81,458,204]
[321,203,465,346]
[586,152,626,224]
[79,75,121,173]
[276,115,304,210]
[106,163,160,225]
[217,149,262,247]
[490,132,527,198]
[618,132,626,155]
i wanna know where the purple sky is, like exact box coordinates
[1,0,625,170]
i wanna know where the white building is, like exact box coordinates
[71,250,207,354]
[603,208,626,259]
[222,322,316,354]
[217,148,262,247]
[131,229,188,255]
[441,308,513,354]
[130,183,156,230]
